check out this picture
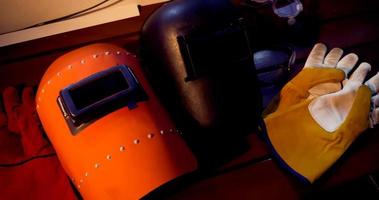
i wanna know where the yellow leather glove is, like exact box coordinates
[263,61,378,183]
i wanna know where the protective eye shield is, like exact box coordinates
[58,65,147,135]
[178,19,253,81]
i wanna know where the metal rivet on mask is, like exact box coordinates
[38,97,41,102]
[133,139,140,144]
[41,89,45,93]
[116,51,121,55]
[126,52,131,56]
[94,163,100,168]
[81,60,85,64]
[93,54,99,59]
[105,51,110,55]
[106,154,112,160]
[78,185,81,189]
[132,54,137,58]
[80,179,83,183]
[47,80,51,85]
[36,104,39,109]
[147,133,154,139]
[119,145,126,152]
[57,72,61,76]
[169,129,173,133]
[160,130,164,135]
[85,172,89,177]
[68,64,73,69]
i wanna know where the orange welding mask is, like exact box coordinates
[36,43,197,200]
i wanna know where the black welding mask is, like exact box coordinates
[140,0,262,167]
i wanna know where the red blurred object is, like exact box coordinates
[0,86,76,200]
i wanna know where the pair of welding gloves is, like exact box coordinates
[262,43,379,183]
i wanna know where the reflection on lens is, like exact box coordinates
[272,0,303,18]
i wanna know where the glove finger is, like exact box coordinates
[323,48,343,68]
[292,68,345,92]
[275,68,345,113]
[307,82,342,100]
[304,43,327,68]
[343,86,372,135]
[22,87,36,111]
[365,72,379,94]
[348,62,371,84]
[336,53,359,75]
[372,94,379,107]
[372,107,379,126]
[3,87,21,132]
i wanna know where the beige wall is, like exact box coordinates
[0,0,168,34]
[0,0,169,47]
